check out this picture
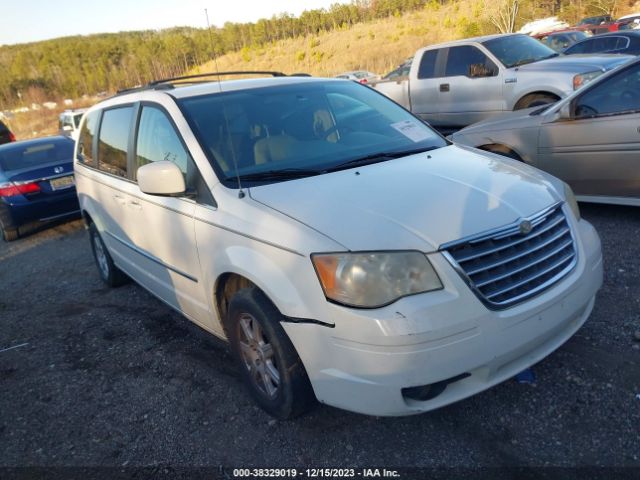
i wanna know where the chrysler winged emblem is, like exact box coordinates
[519,220,533,235]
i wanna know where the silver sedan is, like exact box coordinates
[450,57,640,206]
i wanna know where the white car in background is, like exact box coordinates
[58,108,87,140]
[334,70,379,84]
[74,73,602,418]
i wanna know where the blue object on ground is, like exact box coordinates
[515,368,536,384]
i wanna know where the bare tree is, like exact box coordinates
[587,0,619,16]
[484,0,520,33]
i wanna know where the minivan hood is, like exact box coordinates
[249,145,561,252]
[516,53,633,73]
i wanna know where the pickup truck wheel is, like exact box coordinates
[89,223,128,287]
[224,287,315,419]
[514,93,559,110]
[481,144,522,161]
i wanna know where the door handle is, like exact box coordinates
[440,83,450,92]
[113,194,126,205]
[129,200,141,209]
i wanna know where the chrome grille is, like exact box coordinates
[442,203,577,309]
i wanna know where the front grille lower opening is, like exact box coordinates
[402,373,471,402]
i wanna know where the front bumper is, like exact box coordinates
[283,218,602,416]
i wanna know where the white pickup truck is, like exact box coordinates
[371,33,632,130]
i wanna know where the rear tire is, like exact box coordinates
[0,207,18,242]
[1,226,18,242]
[224,287,316,419]
[514,93,558,110]
[89,223,128,287]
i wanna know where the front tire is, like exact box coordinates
[514,93,559,110]
[89,223,128,287]
[224,287,315,419]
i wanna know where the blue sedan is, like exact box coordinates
[0,136,80,241]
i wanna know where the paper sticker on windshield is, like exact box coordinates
[390,120,431,143]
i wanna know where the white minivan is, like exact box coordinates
[74,73,603,419]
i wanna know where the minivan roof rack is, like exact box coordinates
[115,70,309,96]
[147,71,288,86]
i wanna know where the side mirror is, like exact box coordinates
[137,161,185,196]
[557,103,572,120]
[62,125,73,132]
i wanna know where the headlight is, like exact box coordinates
[563,182,581,220]
[311,251,443,308]
[573,70,603,90]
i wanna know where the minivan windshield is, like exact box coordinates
[178,80,447,186]
[483,35,559,68]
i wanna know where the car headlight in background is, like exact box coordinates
[573,70,603,90]
[312,251,443,308]
[563,182,581,220]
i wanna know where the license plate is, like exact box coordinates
[50,175,75,190]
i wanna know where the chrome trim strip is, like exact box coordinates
[194,217,305,257]
[464,224,570,275]
[452,210,565,263]
[481,256,577,307]
[474,238,573,287]
[439,201,563,251]
[104,231,198,283]
[491,209,561,241]
[39,209,81,222]
[440,203,578,310]
[484,252,574,299]
[14,172,74,185]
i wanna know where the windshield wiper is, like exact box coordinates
[227,146,440,182]
[511,58,536,67]
[326,146,440,172]
[232,168,322,182]
[512,53,559,68]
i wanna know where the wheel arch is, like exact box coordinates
[81,209,94,227]
[477,143,527,163]
[209,247,325,331]
[512,90,562,110]
[214,272,257,333]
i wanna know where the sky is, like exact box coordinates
[0,0,352,46]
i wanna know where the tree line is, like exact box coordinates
[0,0,625,109]
[0,0,429,109]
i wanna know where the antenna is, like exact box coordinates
[205,8,245,198]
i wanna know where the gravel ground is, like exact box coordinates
[0,204,639,474]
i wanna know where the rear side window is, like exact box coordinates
[565,40,593,54]
[417,50,438,79]
[77,110,99,166]
[98,107,133,178]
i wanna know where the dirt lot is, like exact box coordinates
[0,204,639,474]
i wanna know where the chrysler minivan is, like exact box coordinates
[74,73,603,418]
